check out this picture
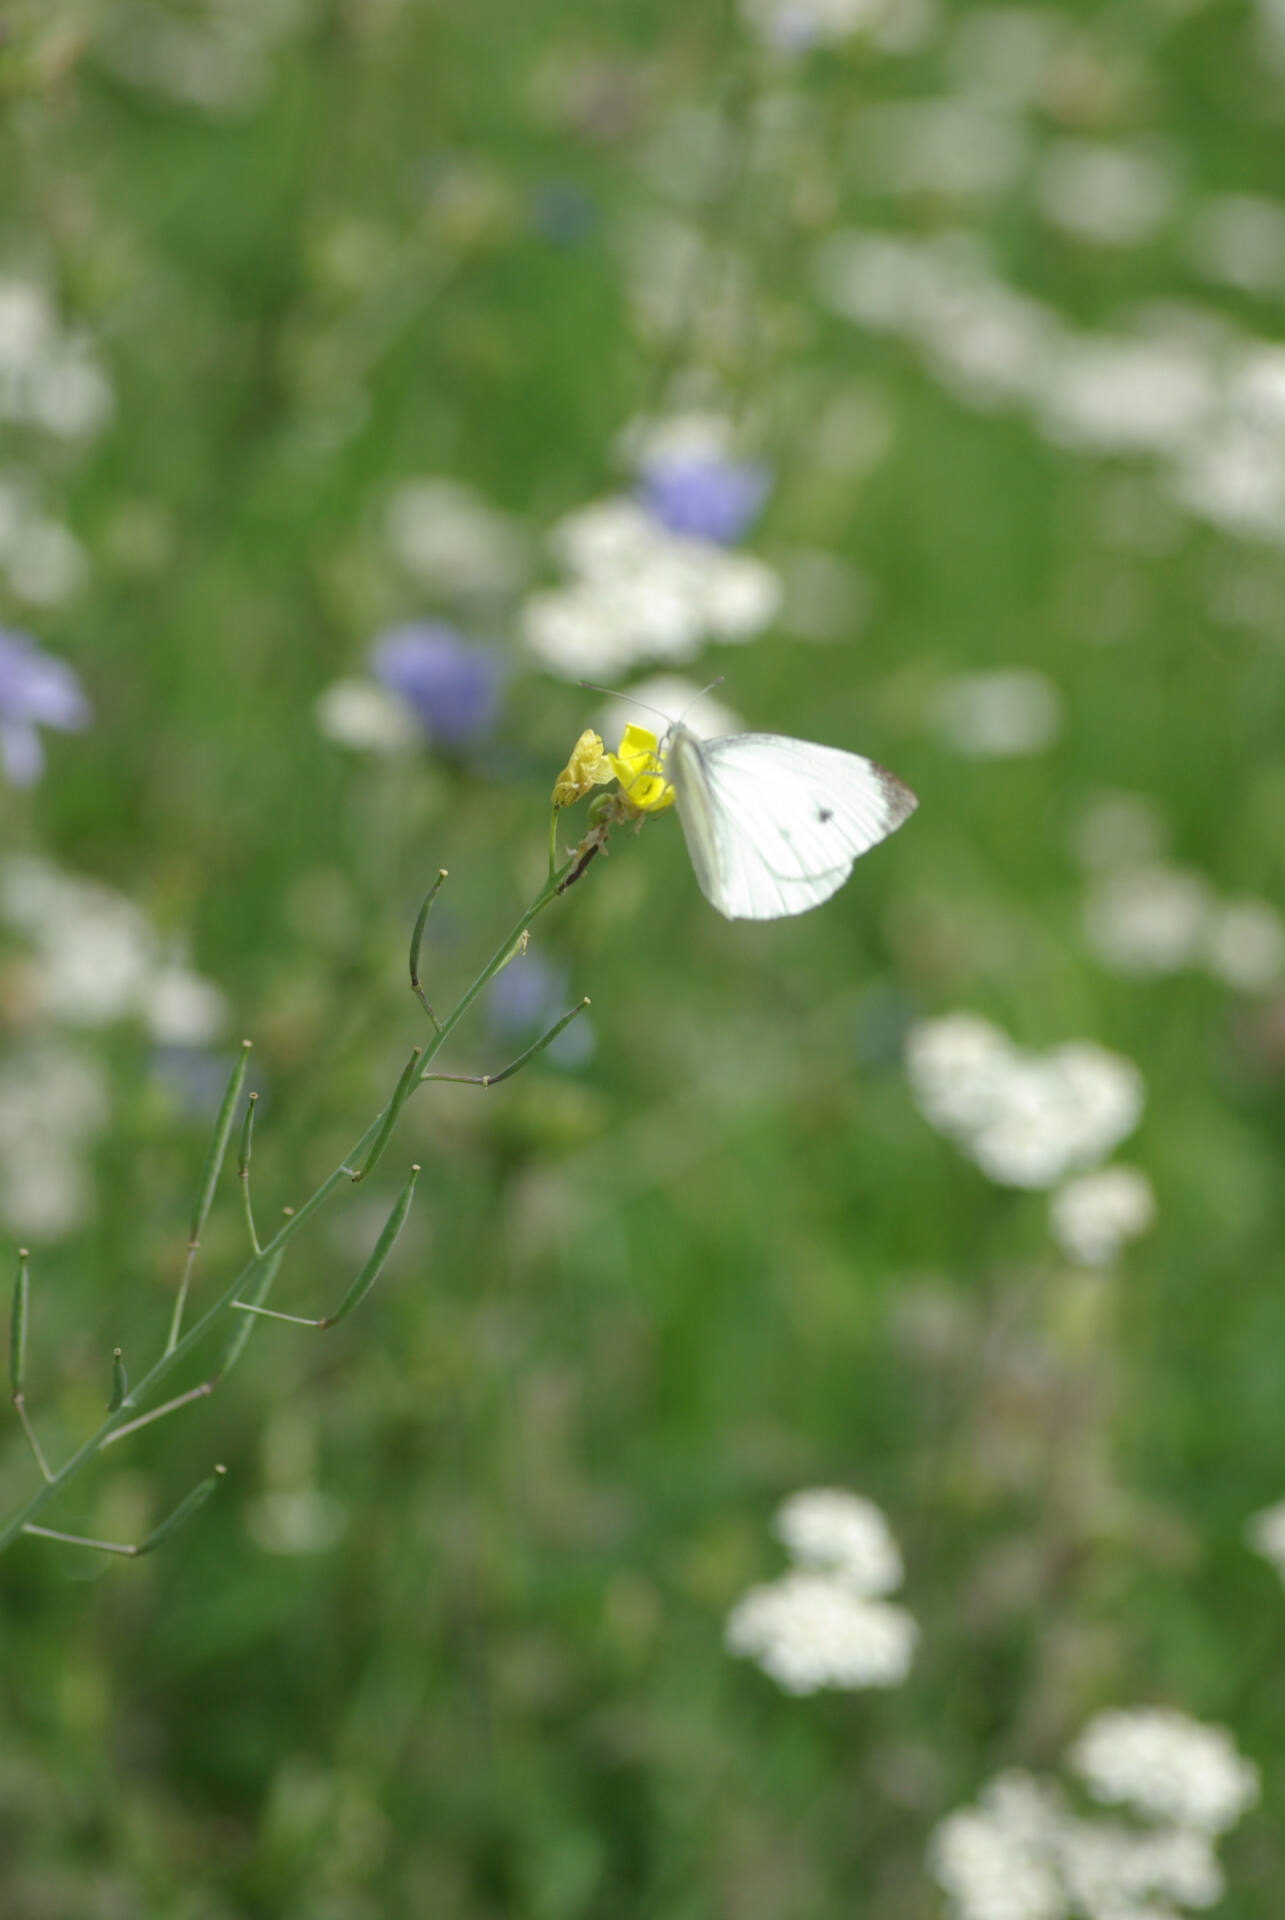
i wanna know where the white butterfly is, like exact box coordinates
[662,723,918,922]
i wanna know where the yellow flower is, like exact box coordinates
[607,722,674,813]
[552,729,612,808]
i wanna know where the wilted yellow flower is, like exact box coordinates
[552,729,612,808]
[608,723,674,813]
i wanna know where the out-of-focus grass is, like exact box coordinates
[1,3,1284,1916]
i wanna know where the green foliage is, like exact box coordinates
[2,2,1284,1916]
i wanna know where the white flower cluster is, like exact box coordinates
[314,679,422,754]
[384,477,527,601]
[1048,1166,1156,1269]
[933,668,1062,758]
[0,1044,110,1240]
[724,1488,917,1695]
[815,226,1285,547]
[1069,1708,1260,1836]
[906,1014,1145,1192]
[522,495,781,680]
[0,479,88,608]
[0,855,228,1042]
[93,0,316,117]
[0,276,109,607]
[773,1487,905,1591]
[1082,863,1284,993]
[1036,140,1177,251]
[932,1707,1258,1920]
[1246,1497,1285,1589]
[0,279,114,441]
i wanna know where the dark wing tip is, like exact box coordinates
[872,761,919,828]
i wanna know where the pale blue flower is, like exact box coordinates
[370,622,503,749]
[0,630,90,785]
[638,454,771,545]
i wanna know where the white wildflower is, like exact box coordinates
[907,1016,1144,1191]
[857,101,1028,201]
[0,281,53,374]
[1040,337,1214,457]
[1050,1166,1156,1267]
[1170,422,1285,542]
[549,497,668,581]
[920,276,1056,412]
[905,1013,1019,1137]
[0,277,113,440]
[1231,344,1285,428]
[0,1045,111,1240]
[1068,1708,1259,1835]
[773,1489,904,1594]
[1084,866,1211,977]
[929,1779,1065,1920]
[28,349,115,440]
[933,1755,1240,1920]
[0,855,225,1034]
[246,1489,349,1556]
[725,1570,917,1694]
[1037,141,1178,249]
[525,492,779,680]
[1070,794,1169,873]
[949,9,1067,107]
[7,518,88,606]
[1201,898,1285,992]
[934,669,1062,758]
[384,477,526,598]
[1246,1499,1285,1584]
[145,965,230,1047]
[779,549,873,640]
[814,230,937,336]
[699,549,782,638]
[315,678,421,752]
[1188,194,1285,295]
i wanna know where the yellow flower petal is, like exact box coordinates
[607,722,674,813]
[552,729,612,808]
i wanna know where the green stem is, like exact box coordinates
[0,860,574,1559]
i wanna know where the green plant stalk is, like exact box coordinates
[0,860,572,1558]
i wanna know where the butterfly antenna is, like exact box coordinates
[576,680,675,729]
[675,676,726,731]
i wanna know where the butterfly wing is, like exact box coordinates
[669,728,917,922]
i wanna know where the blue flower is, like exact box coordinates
[638,455,771,546]
[370,622,504,749]
[0,630,90,785]
[530,181,598,247]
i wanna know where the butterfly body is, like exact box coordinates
[663,723,917,922]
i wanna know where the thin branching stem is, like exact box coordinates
[21,1464,227,1556]
[21,1523,140,1556]
[99,1382,215,1449]
[12,1397,52,1480]
[233,1164,420,1330]
[0,860,575,1559]
[424,998,590,1089]
[166,1041,251,1352]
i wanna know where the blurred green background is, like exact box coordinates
[2,1,1285,1914]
